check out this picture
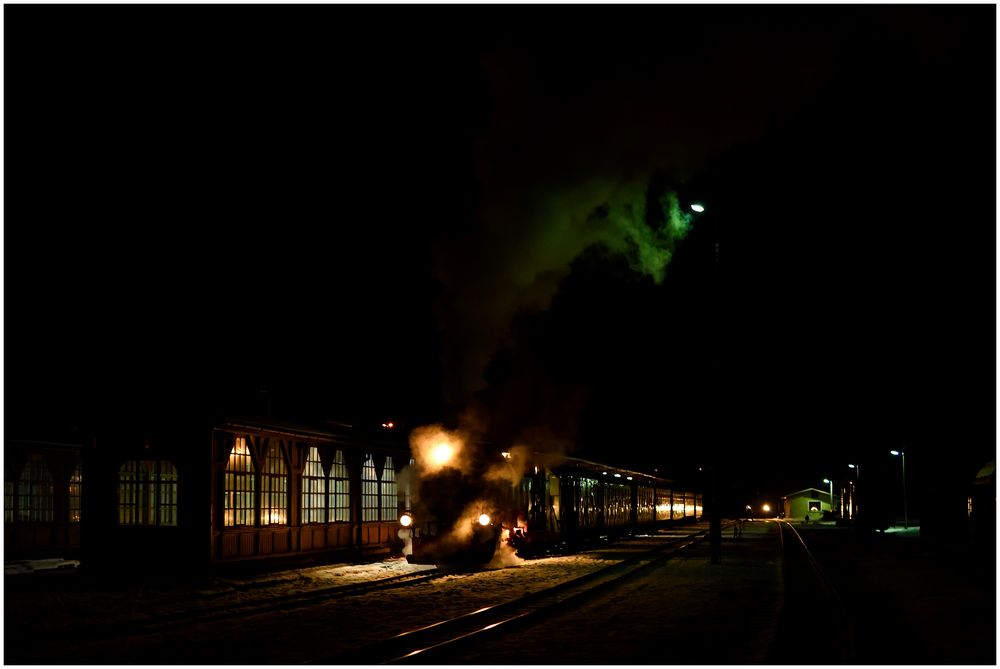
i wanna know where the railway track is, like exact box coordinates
[773,519,855,663]
[311,526,714,664]
[42,567,444,641]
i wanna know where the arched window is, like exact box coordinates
[225,436,255,527]
[16,454,54,522]
[380,456,398,522]
[261,443,288,526]
[302,446,325,524]
[118,460,178,526]
[329,450,350,522]
[361,455,379,522]
[68,459,82,523]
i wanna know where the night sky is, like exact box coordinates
[5,5,995,508]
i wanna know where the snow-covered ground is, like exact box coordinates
[5,526,712,664]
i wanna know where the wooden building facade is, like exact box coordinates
[4,418,410,572]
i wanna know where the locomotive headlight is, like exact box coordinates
[399,513,413,527]
[478,513,491,526]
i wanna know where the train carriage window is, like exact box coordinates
[261,443,289,526]
[380,456,398,522]
[329,450,350,522]
[302,446,326,524]
[118,460,178,526]
[68,459,82,523]
[16,454,54,523]
[225,437,255,527]
[362,455,379,522]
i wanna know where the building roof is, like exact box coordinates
[782,487,830,500]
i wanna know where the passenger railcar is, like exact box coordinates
[403,443,702,565]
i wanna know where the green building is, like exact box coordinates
[782,487,835,521]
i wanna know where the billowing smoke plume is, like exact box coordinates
[430,21,833,434]
[433,177,693,410]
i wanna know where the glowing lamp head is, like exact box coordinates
[890,450,900,456]
[478,513,491,526]
[823,478,831,484]
[399,513,413,528]
[430,442,454,466]
[762,504,771,513]
[690,203,705,213]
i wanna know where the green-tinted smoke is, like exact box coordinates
[595,184,692,284]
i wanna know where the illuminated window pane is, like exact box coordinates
[637,485,655,523]
[362,455,379,522]
[225,437,255,527]
[158,461,178,526]
[605,483,629,527]
[302,446,326,524]
[68,459,82,523]
[656,490,672,521]
[118,460,177,526]
[17,454,54,523]
[329,450,350,522]
[261,443,288,526]
[380,456,398,521]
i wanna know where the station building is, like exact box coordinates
[4,417,410,571]
[782,487,836,521]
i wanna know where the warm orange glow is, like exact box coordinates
[431,443,454,466]
[762,504,771,513]
[478,513,491,526]
[410,425,468,474]
[399,513,413,527]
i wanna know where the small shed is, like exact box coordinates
[782,487,834,521]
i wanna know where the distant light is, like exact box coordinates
[762,504,771,513]
[478,514,491,526]
[602,471,608,476]
[501,451,511,460]
[848,464,857,469]
[614,473,622,478]
[382,421,395,429]
[690,203,705,213]
[890,450,901,456]
[626,476,633,481]
[823,478,831,484]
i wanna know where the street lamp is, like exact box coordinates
[890,450,908,529]
[823,478,834,517]
[848,464,861,521]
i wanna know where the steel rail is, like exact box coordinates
[127,568,446,633]
[310,525,716,665]
[776,520,855,661]
[34,567,444,641]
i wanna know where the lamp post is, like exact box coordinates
[686,198,720,564]
[848,463,860,521]
[823,478,834,517]
[890,450,908,529]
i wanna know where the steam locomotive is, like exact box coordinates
[399,434,703,565]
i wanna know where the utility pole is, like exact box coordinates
[709,204,722,565]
